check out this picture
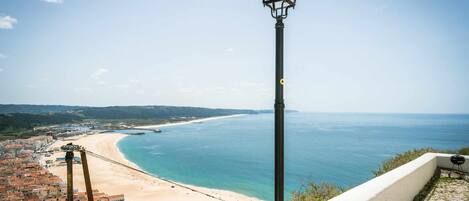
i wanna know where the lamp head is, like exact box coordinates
[263,0,296,19]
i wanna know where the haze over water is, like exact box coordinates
[118,113,469,200]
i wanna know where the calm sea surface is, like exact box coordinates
[117,113,469,200]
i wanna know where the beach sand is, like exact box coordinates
[135,114,246,129]
[43,115,261,201]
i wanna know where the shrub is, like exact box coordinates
[373,148,439,177]
[290,182,344,201]
[458,147,469,155]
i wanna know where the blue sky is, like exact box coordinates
[0,0,468,113]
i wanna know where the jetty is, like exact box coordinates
[100,128,162,134]
[128,128,162,133]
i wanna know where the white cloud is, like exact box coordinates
[113,84,130,89]
[136,89,146,95]
[224,47,234,53]
[41,0,64,4]
[374,4,389,14]
[129,79,141,84]
[0,16,17,29]
[91,68,109,80]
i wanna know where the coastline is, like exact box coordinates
[42,114,261,201]
[135,114,247,129]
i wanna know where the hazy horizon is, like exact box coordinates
[2,103,469,115]
[1,0,469,114]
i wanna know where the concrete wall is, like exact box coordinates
[329,153,469,201]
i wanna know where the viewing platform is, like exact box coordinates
[329,153,469,201]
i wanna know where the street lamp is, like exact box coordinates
[263,1,296,201]
[263,0,296,19]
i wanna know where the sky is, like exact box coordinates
[0,0,468,113]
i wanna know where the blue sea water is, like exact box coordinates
[117,113,469,200]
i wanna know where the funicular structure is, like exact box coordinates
[61,143,94,201]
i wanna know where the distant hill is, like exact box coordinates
[256,109,300,113]
[0,104,299,116]
[0,105,259,134]
[0,113,84,131]
[75,106,257,119]
[0,104,85,114]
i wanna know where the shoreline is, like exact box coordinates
[135,114,247,129]
[42,114,261,201]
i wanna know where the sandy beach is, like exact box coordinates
[42,115,261,201]
[135,114,246,129]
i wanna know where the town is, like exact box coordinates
[0,134,125,201]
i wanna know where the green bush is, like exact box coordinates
[290,182,344,201]
[373,148,439,177]
[458,147,469,155]
[372,146,468,177]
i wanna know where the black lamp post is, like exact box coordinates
[263,1,296,201]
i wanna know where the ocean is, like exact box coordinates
[117,113,469,200]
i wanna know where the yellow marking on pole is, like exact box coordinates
[280,79,285,85]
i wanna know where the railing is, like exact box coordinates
[329,153,469,201]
